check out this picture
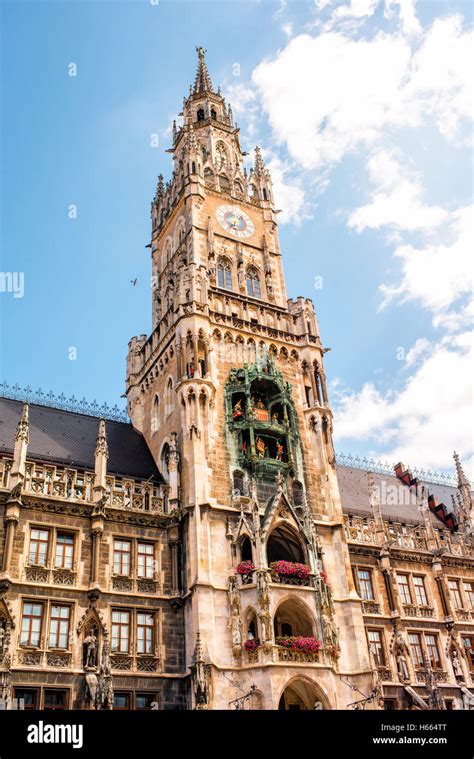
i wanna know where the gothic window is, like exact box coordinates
[197,108,205,121]
[55,533,74,569]
[233,469,245,496]
[240,535,252,563]
[397,574,412,604]
[217,258,232,290]
[425,634,441,669]
[136,693,158,710]
[43,690,68,711]
[367,629,386,667]
[165,378,173,415]
[267,524,305,564]
[20,602,43,647]
[448,579,463,609]
[113,540,131,576]
[463,636,474,671]
[211,108,217,120]
[249,184,258,199]
[408,633,423,668]
[29,527,50,566]
[137,612,154,654]
[413,575,428,606]
[263,188,268,200]
[161,443,170,480]
[112,610,131,653]
[152,394,160,434]
[464,582,474,608]
[355,568,374,601]
[137,543,154,579]
[13,688,38,710]
[235,180,243,193]
[246,267,261,298]
[191,161,196,174]
[48,605,71,649]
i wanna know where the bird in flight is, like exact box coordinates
[130,278,138,286]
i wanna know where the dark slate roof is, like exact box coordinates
[0,398,163,482]
[336,464,458,528]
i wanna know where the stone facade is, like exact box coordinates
[0,48,472,711]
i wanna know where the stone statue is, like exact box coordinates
[84,628,98,669]
[451,649,464,681]
[395,632,410,682]
[0,623,5,656]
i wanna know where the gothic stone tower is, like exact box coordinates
[126,48,373,710]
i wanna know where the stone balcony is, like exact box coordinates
[402,604,435,619]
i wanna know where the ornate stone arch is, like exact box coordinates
[277,675,332,710]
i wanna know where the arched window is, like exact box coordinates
[211,108,217,120]
[152,395,160,434]
[240,536,252,563]
[219,174,230,191]
[191,161,196,174]
[204,167,214,187]
[233,469,245,496]
[197,108,205,121]
[165,378,173,415]
[246,267,261,299]
[267,524,305,564]
[161,443,170,480]
[263,188,268,200]
[217,258,232,290]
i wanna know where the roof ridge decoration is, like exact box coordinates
[0,381,128,424]
[335,451,457,488]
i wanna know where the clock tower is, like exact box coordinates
[126,48,373,709]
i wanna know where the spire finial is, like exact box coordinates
[193,46,213,94]
[454,451,470,488]
[254,145,267,176]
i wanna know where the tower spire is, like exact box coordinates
[193,46,213,94]
[453,451,472,526]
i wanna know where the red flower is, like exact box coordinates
[275,636,322,654]
[236,561,255,575]
[244,639,259,652]
[270,560,310,580]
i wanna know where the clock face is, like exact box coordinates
[216,205,255,239]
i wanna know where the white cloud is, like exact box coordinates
[267,156,310,225]
[334,0,379,20]
[405,337,431,367]
[333,331,474,472]
[348,149,449,232]
[384,0,421,36]
[380,204,474,320]
[251,16,473,171]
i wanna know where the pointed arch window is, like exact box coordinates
[217,258,232,290]
[152,395,160,434]
[246,267,261,299]
[197,108,205,122]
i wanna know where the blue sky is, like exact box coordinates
[1,0,472,474]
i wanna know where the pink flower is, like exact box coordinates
[275,636,322,654]
[236,561,255,575]
[270,561,310,580]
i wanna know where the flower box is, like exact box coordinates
[275,636,322,655]
[270,560,310,583]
